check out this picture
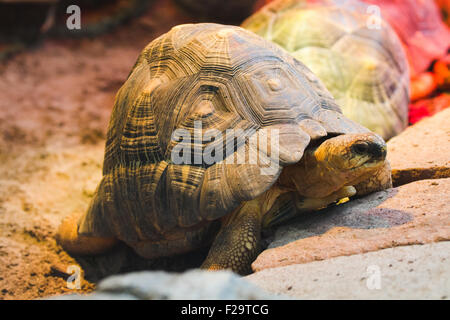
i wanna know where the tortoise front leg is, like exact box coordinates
[201,200,262,275]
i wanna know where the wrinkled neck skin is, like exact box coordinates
[278,149,341,198]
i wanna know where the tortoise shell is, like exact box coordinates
[242,0,410,140]
[77,23,367,256]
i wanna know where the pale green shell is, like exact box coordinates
[242,0,410,140]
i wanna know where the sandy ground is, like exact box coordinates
[0,0,200,300]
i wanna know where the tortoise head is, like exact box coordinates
[279,132,388,198]
[314,132,387,172]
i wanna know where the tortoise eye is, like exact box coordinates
[352,142,369,154]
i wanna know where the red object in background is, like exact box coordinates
[436,0,450,26]
[363,0,450,78]
[409,94,450,124]
[408,102,431,125]
[410,72,438,102]
[433,54,450,91]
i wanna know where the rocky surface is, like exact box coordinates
[253,178,450,272]
[246,242,450,299]
[387,108,450,186]
[52,269,283,300]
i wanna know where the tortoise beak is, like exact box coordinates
[368,142,387,160]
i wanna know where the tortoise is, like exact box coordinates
[56,23,392,275]
[242,0,410,140]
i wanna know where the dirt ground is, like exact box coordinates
[0,0,207,300]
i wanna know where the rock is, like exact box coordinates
[387,108,450,186]
[252,178,450,272]
[246,242,450,299]
[52,269,284,300]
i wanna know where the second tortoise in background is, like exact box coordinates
[243,0,410,140]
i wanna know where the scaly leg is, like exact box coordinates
[200,185,358,274]
[56,211,118,256]
[201,199,262,275]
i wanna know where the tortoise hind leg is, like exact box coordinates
[56,211,118,255]
[201,200,262,275]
